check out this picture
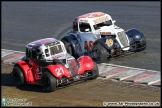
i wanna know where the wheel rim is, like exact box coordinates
[43,77,50,91]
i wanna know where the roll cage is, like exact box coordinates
[26,42,66,60]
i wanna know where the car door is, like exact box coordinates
[78,22,97,53]
[29,49,42,81]
[79,32,97,52]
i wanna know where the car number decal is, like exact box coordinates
[84,40,94,51]
[105,39,114,46]
[55,67,64,76]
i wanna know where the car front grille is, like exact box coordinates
[67,59,79,77]
[117,31,129,47]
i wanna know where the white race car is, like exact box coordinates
[61,12,146,63]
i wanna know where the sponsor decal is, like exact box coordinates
[45,41,59,47]
[100,32,111,35]
[80,20,88,22]
[93,16,109,25]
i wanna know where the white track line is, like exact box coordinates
[1,49,160,73]
[1,49,25,53]
[102,63,160,73]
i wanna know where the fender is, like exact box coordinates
[68,29,74,34]
[77,56,94,74]
[126,28,145,45]
[94,37,120,50]
[16,60,34,83]
[61,34,82,57]
[46,64,71,78]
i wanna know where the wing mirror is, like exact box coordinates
[112,20,116,24]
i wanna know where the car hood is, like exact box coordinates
[57,53,74,60]
[94,25,124,35]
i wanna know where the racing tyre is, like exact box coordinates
[139,35,147,51]
[42,72,57,92]
[92,43,108,63]
[13,66,25,86]
[61,40,73,56]
[133,36,147,52]
[87,61,99,80]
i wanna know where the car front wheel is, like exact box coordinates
[42,72,57,92]
[132,35,147,52]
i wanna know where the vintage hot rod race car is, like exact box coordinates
[61,12,146,63]
[10,38,99,92]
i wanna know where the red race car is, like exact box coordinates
[10,38,99,92]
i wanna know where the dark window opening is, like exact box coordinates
[50,45,63,55]
[79,22,91,32]
[45,49,49,57]
[32,49,37,59]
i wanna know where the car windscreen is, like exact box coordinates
[50,44,63,55]
[93,20,112,30]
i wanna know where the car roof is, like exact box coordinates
[27,38,60,48]
[75,12,108,22]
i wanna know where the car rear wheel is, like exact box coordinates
[42,72,57,92]
[13,66,25,86]
[92,43,108,63]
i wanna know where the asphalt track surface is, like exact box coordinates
[2,1,160,71]
[1,2,161,107]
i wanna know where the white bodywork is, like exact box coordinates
[69,12,130,52]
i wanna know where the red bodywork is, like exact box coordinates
[15,56,94,84]
[16,60,34,83]
[77,56,94,74]
[46,64,71,78]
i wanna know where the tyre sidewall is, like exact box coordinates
[13,66,25,86]
[134,36,147,52]
[92,43,108,63]
[91,61,99,79]
[86,61,99,80]
[140,35,147,51]
[42,72,57,92]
